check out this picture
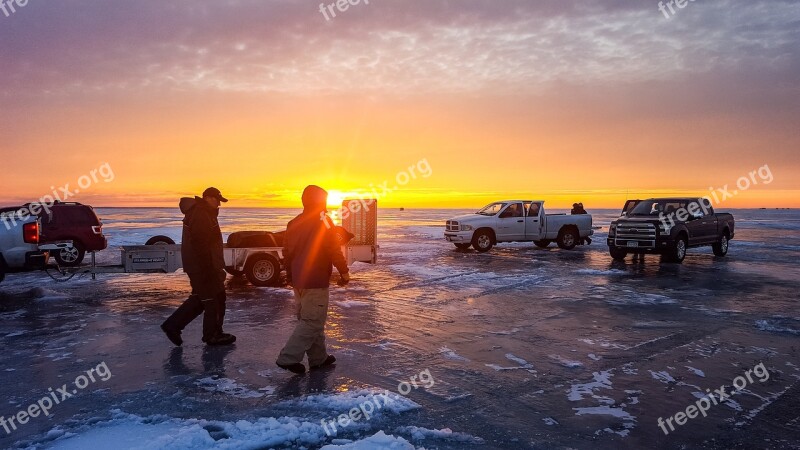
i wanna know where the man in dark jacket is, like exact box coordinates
[276,185,350,374]
[161,187,236,346]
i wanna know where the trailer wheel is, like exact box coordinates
[145,235,175,245]
[245,254,281,287]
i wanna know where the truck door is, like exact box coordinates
[497,202,526,241]
[692,200,718,244]
[524,202,543,240]
[683,200,712,245]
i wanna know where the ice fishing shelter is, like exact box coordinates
[340,199,378,265]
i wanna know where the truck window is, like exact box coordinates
[477,202,507,216]
[527,203,541,217]
[500,203,524,218]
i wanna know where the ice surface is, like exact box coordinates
[195,377,266,399]
[2,208,799,449]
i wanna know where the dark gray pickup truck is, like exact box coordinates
[607,198,735,263]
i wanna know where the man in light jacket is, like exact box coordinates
[276,185,350,374]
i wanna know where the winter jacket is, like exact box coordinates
[284,212,349,289]
[179,197,225,276]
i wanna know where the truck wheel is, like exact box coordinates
[454,243,471,250]
[712,233,730,257]
[557,228,578,250]
[666,236,688,263]
[471,230,494,253]
[54,242,85,267]
[145,235,176,245]
[245,254,281,287]
[534,240,551,249]
[225,267,245,277]
[609,247,628,261]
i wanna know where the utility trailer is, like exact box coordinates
[47,200,379,287]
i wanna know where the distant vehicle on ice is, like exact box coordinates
[444,200,593,252]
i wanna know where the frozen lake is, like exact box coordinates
[1,207,799,449]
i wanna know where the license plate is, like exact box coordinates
[627,241,639,248]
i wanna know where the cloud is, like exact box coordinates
[1,0,798,97]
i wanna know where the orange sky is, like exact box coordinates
[1,1,798,209]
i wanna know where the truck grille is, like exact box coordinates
[446,220,460,232]
[615,222,656,247]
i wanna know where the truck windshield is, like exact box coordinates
[477,202,507,216]
[629,200,688,217]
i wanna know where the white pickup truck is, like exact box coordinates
[444,200,593,252]
[0,209,50,284]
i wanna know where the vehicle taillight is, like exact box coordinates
[23,222,39,244]
[92,225,103,235]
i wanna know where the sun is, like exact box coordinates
[326,190,346,208]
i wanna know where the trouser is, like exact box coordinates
[276,288,330,367]
[162,271,226,341]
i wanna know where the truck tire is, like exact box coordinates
[665,235,688,263]
[609,247,628,261]
[54,242,85,267]
[145,235,176,245]
[245,254,281,287]
[471,230,494,253]
[454,243,471,250]
[712,232,730,257]
[557,228,578,250]
[534,240,551,248]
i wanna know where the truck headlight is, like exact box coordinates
[659,224,672,235]
[460,224,473,231]
[609,224,617,236]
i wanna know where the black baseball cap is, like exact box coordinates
[202,187,228,202]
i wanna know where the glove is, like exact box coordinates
[338,272,351,286]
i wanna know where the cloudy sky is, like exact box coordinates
[1,0,798,208]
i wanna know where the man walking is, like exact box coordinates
[161,187,236,346]
[276,185,350,374]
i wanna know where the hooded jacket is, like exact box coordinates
[179,197,225,275]
[284,186,349,289]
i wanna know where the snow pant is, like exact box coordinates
[162,270,226,341]
[276,288,330,367]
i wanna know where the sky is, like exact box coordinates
[1,0,798,209]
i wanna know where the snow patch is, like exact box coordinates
[335,300,371,308]
[549,355,584,368]
[439,347,469,362]
[686,366,706,377]
[755,318,800,335]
